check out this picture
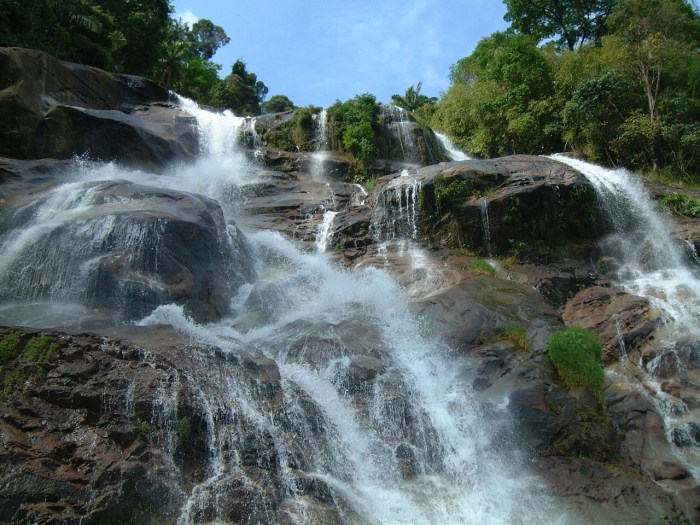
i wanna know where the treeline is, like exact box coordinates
[0,0,284,115]
[431,0,700,181]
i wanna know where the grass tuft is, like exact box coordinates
[547,326,605,401]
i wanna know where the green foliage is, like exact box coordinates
[261,94,296,114]
[21,335,57,363]
[327,94,381,179]
[262,108,316,150]
[0,332,59,399]
[177,416,192,442]
[472,258,496,276]
[503,0,616,50]
[210,59,269,116]
[434,0,700,183]
[658,193,700,217]
[434,174,469,215]
[434,32,561,158]
[501,322,529,351]
[390,82,438,112]
[187,18,230,61]
[547,326,605,401]
[0,331,22,363]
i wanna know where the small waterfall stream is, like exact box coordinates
[434,131,471,161]
[550,154,700,475]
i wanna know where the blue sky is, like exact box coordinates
[172,1,508,108]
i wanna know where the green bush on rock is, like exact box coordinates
[547,326,604,401]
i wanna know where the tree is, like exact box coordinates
[390,83,438,112]
[210,60,268,115]
[99,0,171,75]
[188,18,230,61]
[605,0,700,170]
[260,94,295,114]
[435,32,561,157]
[503,0,616,50]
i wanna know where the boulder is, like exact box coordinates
[563,286,662,361]
[371,155,598,256]
[0,47,196,169]
[0,180,254,325]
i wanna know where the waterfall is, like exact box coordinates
[372,171,423,241]
[480,197,492,257]
[550,155,700,474]
[550,155,700,340]
[316,108,329,151]
[0,95,574,523]
[316,210,338,252]
[434,131,471,161]
[382,105,420,163]
[311,108,330,180]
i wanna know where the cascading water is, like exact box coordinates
[315,210,338,253]
[382,105,420,164]
[310,108,330,180]
[0,95,575,524]
[372,170,423,241]
[550,154,700,473]
[550,155,700,340]
[434,131,471,161]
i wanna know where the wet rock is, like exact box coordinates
[563,286,663,361]
[670,423,700,447]
[0,180,254,324]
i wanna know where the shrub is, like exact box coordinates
[434,173,469,215]
[547,326,604,401]
[658,193,700,217]
[177,416,192,442]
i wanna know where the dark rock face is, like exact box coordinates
[0,178,254,325]
[369,155,598,256]
[0,47,196,169]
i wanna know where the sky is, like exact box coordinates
[171,1,509,108]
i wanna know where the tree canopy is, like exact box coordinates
[433,0,700,181]
[503,0,616,50]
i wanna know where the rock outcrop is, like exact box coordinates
[0,48,196,169]
[0,161,254,326]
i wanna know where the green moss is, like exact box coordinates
[0,332,59,400]
[501,322,529,351]
[22,335,57,363]
[177,417,192,442]
[0,331,22,362]
[547,326,605,402]
[472,258,496,276]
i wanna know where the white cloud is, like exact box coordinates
[178,9,199,27]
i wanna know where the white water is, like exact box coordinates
[0,97,573,523]
[551,155,700,474]
[383,105,419,163]
[550,155,700,341]
[435,132,471,161]
[316,210,338,252]
[309,108,330,180]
